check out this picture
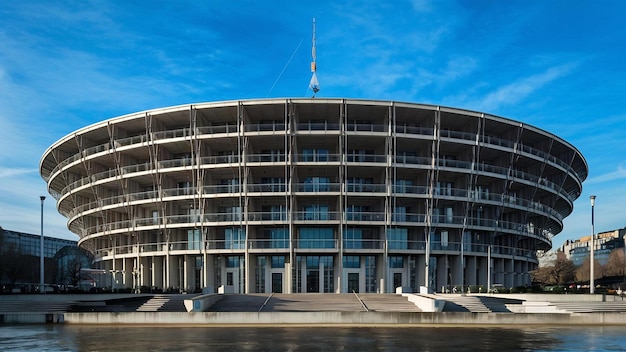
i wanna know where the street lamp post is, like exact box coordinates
[40,196,46,294]
[590,195,596,294]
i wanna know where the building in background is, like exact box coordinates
[559,228,626,266]
[0,226,90,291]
[40,99,587,294]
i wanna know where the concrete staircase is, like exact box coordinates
[264,294,364,312]
[0,299,75,313]
[548,301,626,313]
[135,294,191,312]
[208,293,422,312]
[441,295,492,313]
[358,294,422,312]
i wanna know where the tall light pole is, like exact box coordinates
[590,195,596,294]
[40,196,46,294]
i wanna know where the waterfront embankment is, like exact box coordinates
[3,293,626,326]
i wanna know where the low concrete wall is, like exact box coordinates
[402,294,445,312]
[492,293,611,302]
[62,311,626,326]
[0,313,64,324]
[184,294,224,312]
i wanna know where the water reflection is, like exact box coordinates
[1,325,625,351]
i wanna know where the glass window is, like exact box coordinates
[270,205,287,220]
[345,205,368,221]
[365,255,376,293]
[271,256,285,268]
[220,178,239,193]
[445,207,453,223]
[343,255,360,268]
[388,228,408,250]
[304,177,330,192]
[187,229,201,250]
[343,228,362,249]
[389,255,404,268]
[302,148,329,162]
[303,204,329,220]
[225,228,245,249]
[270,228,289,248]
[261,177,285,192]
[393,206,407,222]
[299,228,334,248]
[441,230,449,248]
[306,256,319,269]
[260,149,285,162]
[220,206,242,221]
[393,179,413,193]
[226,256,241,268]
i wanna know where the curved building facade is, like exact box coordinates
[40,99,587,294]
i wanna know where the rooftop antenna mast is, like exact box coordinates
[309,18,320,97]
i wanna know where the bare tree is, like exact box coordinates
[604,249,626,277]
[64,257,83,286]
[531,251,576,285]
[575,255,603,283]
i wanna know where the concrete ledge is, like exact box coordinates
[184,294,224,312]
[62,311,626,326]
[402,294,445,312]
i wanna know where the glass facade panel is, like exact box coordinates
[393,207,407,222]
[187,229,201,250]
[345,205,370,221]
[302,149,329,162]
[343,255,360,268]
[393,179,413,193]
[343,228,362,249]
[270,228,289,249]
[303,204,329,220]
[387,228,408,250]
[389,255,404,268]
[260,177,285,192]
[304,177,330,192]
[256,256,266,293]
[225,228,245,249]
[299,228,334,248]
[346,177,373,192]
[365,255,376,293]
[226,255,241,267]
[271,255,285,268]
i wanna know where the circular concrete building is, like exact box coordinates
[40,98,587,294]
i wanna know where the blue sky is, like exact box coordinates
[0,1,624,249]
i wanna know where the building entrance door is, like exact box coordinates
[306,269,319,292]
[393,272,402,292]
[272,272,283,293]
[348,272,359,293]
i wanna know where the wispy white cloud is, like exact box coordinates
[472,62,579,112]
[0,167,35,178]
[586,164,626,184]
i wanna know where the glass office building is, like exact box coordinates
[40,99,587,293]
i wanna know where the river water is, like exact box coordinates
[1,325,625,351]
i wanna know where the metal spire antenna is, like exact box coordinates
[309,18,320,97]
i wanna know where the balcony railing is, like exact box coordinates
[296,122,340,131]
[343,239,384,250]
[91,239,537,261]
[294,239,338,249]
[294,183,341,192]
[247,239,290,249]
[47,124,585,188]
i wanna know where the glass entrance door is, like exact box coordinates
[306,270,319,292]
[272,272,283,293]
[348,272,359,293]
[393,272,402,291]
